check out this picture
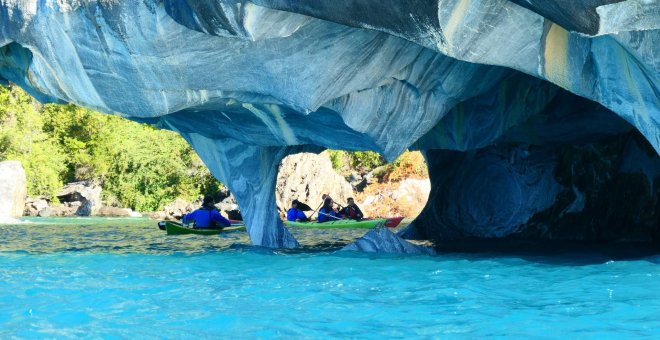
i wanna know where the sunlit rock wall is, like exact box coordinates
[0,0,658,248]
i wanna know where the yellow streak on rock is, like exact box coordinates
[242,103,298,144]
[616,42,651,126]
[444,0,470,49]
[267,103,298,145]
[544,23,570,89]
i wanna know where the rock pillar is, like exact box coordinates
[0,160,27,217]
[186,134,299,248]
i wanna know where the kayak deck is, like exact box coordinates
[160,221,246,235]
[285,218,387,229]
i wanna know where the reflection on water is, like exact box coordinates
[0,217,371,254]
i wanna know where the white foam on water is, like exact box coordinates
[0,216,25,224]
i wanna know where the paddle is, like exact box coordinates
[307,194,347,220]
[229,219,245,227]
[317,210,343,221]
[308,194,328,219]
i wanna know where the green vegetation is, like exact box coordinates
[326,149,428,181]
[326,150,387,172]
[0,85,223,211]
[0,84,428,212]
[0,85,66,198]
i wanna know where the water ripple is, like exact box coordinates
[1,218,659,337]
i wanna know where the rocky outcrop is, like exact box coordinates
[96,206,142,218]
[0,1,657,248]
[0,161,26,217]
[343,228,435,255]
[56,181,102,216]
[24,197,50,217]
[215,195,242,220]
[161,199,194,220]
[276,152,354,217]
[359,178,430,218]
[49,202,81,217]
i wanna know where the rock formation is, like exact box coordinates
[96,206,142,218]
[342,227,436,255]
[276,152,354,217]
[56,181,102,216]
[0,160,26,217]
[161,198,194,220]
[24,197,50,217]
[359,178,431,219]
[0,1,658,248]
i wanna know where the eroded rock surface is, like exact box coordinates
[56,181,102,216]
[0,1,658,248]
[276,152,354,217]
[24,197,50,216]
[343,227,436,255]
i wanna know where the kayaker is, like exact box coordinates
[340,197,364,221]
[318,197,340,222]
[287,200,308,222]
[182,196,231,229]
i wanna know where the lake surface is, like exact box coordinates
[1,217,659,338]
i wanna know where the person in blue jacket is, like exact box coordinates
[183,196,231,229]
[318,197,340,222]
[287,200,308,222]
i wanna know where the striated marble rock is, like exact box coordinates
[0,160,27,217]
[343,227,436,255]
[400,131,660,243]
[0,1,658,248]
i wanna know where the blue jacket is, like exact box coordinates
[183,208,231,228]
[318,207,339,222]
[287,208,307,221]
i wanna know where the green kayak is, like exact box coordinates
[285,218,388,229]
[159,221,246,235]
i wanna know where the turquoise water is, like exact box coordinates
[1,218,659,338]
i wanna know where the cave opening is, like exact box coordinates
[275,150,431,224]
[405,86,660,251]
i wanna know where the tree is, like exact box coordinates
[0,85,226,211]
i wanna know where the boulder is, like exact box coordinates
[276,152,354,217]
[56,181,102,216]
[96,206,142,217]
[0,161,27,217]
[342,228,435,255]
[358,178,431,218]
[37,206,51,217]
[215,194,238,213]
[163,198,193,220]
[49,204,78,217]
[346,171,372,193]
[145,211,167,220]
[24,197,50,217]
[215,194,242,220]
